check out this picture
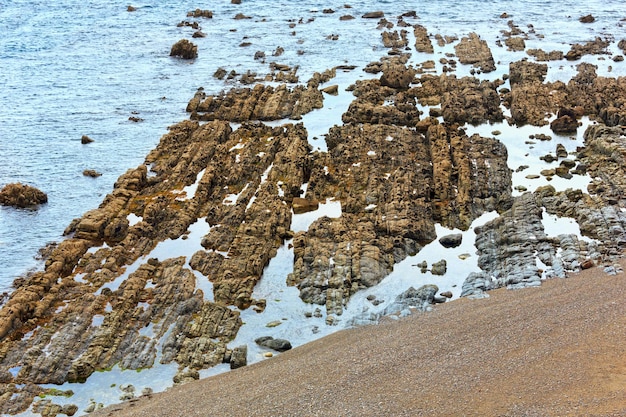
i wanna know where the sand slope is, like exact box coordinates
[94,261,626,417]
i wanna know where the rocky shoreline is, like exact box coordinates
[1,6,626,416]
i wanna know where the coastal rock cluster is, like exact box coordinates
[1,9,626,417]
[0,183,48,208]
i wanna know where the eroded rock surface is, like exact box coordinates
[2,17,626,417]
[454,32,495,73]
[0,183,48,208]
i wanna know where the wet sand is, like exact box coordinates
[93,259,626,417]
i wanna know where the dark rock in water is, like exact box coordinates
[230,345,248,369]
[187,9,213,18]
[362,11,384,19]
[0,183,48,208]
[439,233,462,248]
[550,115,579,134]
[81,134,94,144]
[255,336,292,352]
[82,169,102,178]
[579,14,595,23]
[170,39,198,59]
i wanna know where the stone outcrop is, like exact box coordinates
[170,39,198,59]
[503,60,626,127]
[186,77,324,122]
[0,117,313,414]
[564,37,610,61]
[454,33,495,73]
[287,121,511,318]
[0,183,48,208]
[413,25,434,53]
[3,18,626,417]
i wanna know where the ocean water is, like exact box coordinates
[1,1,626,413]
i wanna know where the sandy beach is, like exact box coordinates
[92,259,626,417]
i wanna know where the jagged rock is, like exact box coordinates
[454,33,496,72]
[381,30,408,49]
[187,81,323,122]
[380,63,415,90]
[526,49,564,61]
[255,336,292,352]
[292,197,319,214]
[439,233,462,248]
[170,39,198,59]
[508,60,547,86]
[0,183,48,208]
[288,122,511,315]
[81,135,94,144]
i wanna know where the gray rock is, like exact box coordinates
[255,336,292,352]
[439,233,462,248]
[230,345,248,369]
[384,284,439,315]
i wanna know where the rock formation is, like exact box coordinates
[0,183,48,208]
[170,39,198,59]
[454,33,496,73]
[2,17,626,417]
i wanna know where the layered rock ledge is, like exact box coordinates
[1,14,626,416]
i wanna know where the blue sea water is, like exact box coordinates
[0,0,625,292]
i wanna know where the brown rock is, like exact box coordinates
[414,25,434,53]
[292,197,319,214]
[550,115,579,134]
[505,37,525,52]
[83,169,102,178]
[579,14,595,23]
[0,183,48,208]
[170,39,198,59]
[81,135,94,144]
[454,33,496,72]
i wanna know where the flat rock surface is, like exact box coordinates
[93,259,626,417]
